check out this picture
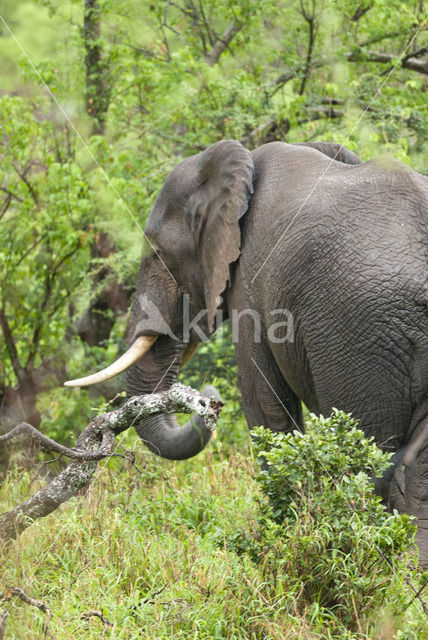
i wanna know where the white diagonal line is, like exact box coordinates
[0,15,176,285]
[152,357,178,393]
[251,357,302,431]
[0,16,178,616]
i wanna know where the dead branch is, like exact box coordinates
[0,384,222,542]
[0,421,117,461]
[81,610,113,636]
[1,587,53,638]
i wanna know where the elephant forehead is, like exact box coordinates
[164,156,200,198]
[146,163,200,233]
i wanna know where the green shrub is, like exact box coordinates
[247,410,416,629]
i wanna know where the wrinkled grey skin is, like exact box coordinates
[124,140,428,565]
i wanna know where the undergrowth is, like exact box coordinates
[1,412,427,639]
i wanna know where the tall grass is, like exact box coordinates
[1,426,427,639]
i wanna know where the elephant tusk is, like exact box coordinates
[180,342,201,368]
[64,335,157,387]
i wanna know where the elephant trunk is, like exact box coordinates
[125,337,214,460]
[133,411,213,460]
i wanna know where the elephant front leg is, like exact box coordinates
[234,338,303,433]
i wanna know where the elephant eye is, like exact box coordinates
[146,240,161,258]
[142,236,160,259]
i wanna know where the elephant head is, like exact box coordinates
[66,140,254,458]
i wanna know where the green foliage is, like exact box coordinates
[37,386,96,445]
[0,95,95,385]
[245,411,417,629]
[1,439,426,639]
[1,0,426,441]
[1,4,428,635]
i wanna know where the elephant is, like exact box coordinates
[66,139,428,565]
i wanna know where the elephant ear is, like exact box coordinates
[188,140,255,332]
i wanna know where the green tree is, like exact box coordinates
[0,0,426,453]
[0,96,95,434]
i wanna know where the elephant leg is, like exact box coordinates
[235,339,303,432]
[388,417,428,567]
[374,448,406,502]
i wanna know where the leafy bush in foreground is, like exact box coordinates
[248,411,416,629]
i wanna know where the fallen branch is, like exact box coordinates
[0,421,118,462]
[0,384,222,542]
[0,587,53,638]
[81,609,113,636]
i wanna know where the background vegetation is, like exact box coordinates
[0,0,427,637]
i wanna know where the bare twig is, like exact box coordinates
[13,164,39,207]
[0,384,222,541]
[163,0,180,35]
[0,421,117,461]
[376,546,428,617]
[1,587,53,638]
[401,578,428,615]
[81,609,113,636]
[0,185,24,203]
[0,192,11,220]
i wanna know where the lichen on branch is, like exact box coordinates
[0,384,222,542]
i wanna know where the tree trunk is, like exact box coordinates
[83,0,111,134]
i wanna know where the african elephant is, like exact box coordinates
[66,140,428,565]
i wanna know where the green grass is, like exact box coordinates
[1,432,427,639]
